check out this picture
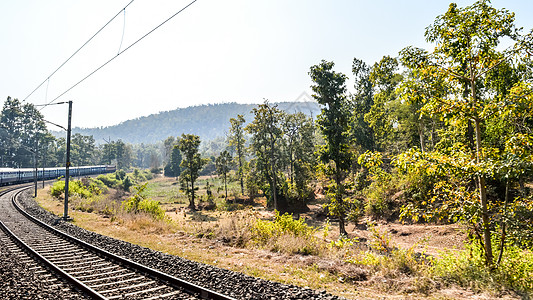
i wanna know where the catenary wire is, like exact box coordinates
[23,0,136,103]
[43,0,198,108]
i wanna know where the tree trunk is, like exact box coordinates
[336,164,347,236]
[497,179,509,266]
[238,147,244,196]
[430,120,436,150]
[419,120,425,153]
[190,178,196,210]
[475,118,493,266]
[224,173,228,203]
[270,136,277,211]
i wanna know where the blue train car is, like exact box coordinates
[0,165,116,186]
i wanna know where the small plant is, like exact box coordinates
[50,179,99,199]
[329,236,359,249]
[433,239,533,295]
[122,183,166,220]
[249,211,321,255]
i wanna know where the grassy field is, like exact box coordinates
[34,174,530,300]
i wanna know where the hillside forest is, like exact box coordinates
[2,1,533,297]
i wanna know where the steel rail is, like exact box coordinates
[11,186,236,300]
[0,186,105,299]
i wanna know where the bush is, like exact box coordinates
[122,183,166,220]
[50,179,98,199]
[249,211,320,255]
[433,239,533,295]
[97,174,119,188]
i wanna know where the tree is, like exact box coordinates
[283,112,316,207]
[178,134,207,210]
[101,142,116,165]
[0,97,48,168]
[70,133,97,166]
[163,136,176,163]
[309,60,352,236]
[115,140,132,170]
[365,56,408,153]
[399,0,533,266]
[168,145,182,177]
[350,58,375,153]
[228,115,246,196]
[215,150,232,202]
[245,101,285,210]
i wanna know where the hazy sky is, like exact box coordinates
[1,0,532,129]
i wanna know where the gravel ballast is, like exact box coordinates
[17,191,342,300]
[0,231,88,299]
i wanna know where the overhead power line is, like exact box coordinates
[43,0,198,108]
[23,0,136,102]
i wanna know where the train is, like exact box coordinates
[0,165,116,186]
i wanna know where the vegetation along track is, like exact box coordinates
[0,186,234,300]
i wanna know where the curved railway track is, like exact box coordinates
[0,186,235,300]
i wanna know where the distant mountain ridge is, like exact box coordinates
[58,101,321,145]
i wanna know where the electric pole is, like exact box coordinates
[63,101,72,220]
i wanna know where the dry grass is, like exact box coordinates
[32,179,524,300]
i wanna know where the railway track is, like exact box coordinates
[0,186,235,300]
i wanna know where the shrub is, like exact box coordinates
[122,183,166,220]
[249,211,320,255]
[50,179,97,199]
[433,239,533,295]
[97,174,119,188]
[123,176,133,192]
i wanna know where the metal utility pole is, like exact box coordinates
[33,147,38,198]
[63,101,72,220]
[42,149,46,189]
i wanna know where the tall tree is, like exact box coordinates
[169,145,182,177]
[0,97,48,167]
[400,0,533,266]
[365,56,405,153]
[178,134,207,210]
[246,102,285,210]
[163,136,176,163]
[283,112,316,207]
[115,140,132,170]
[350,58,375,153]
[228,115,246,195]
[70,133,96,166]
[309,60,352,236]
[215,150,232,202]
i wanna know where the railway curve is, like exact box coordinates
[3,186,342,300]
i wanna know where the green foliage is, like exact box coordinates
[115,170,126,180]
[179,134,208,209]
[250,211,315,243]
[97,174,119,188]
[131,168,153,181]
[50,178,101,199]
[249,211,319,255]
[164,145,182,177]
[245,101,285,210]
[433,239,533,295]
[0,97,49,168]
[215,150,232,201]
[310,60,352,235]
[122,183,165,220]
[122,176,133,192]
[229,114,247,195]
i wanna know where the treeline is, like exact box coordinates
[0,97,158,170]
[68,102,321,144]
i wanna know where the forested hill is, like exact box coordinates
[65,102,320,145]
